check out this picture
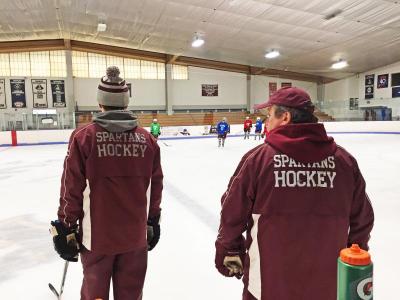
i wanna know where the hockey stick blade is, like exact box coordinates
[48,283,60,298]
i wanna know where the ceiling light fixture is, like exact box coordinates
[265,50,280,59]
[331,59,348,69]
[192,35,205,47]
[97,22,107,32]
[323,9,343,21]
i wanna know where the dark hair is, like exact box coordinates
[100,104,127,111]
[274,105,318,124]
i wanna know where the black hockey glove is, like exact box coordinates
[147,214,160,251]
[50,220,80,262]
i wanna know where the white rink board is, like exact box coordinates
[1,121,399,146]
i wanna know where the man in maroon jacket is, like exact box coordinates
[215,87,374,300]
[50,66,163,300]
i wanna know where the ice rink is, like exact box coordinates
[0,132,399,299]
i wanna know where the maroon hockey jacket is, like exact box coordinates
[58,111,163,255]
[216,123,374,300]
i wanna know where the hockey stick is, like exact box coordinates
[49,261,69,299]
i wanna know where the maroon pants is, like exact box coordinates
[80,247,147,300]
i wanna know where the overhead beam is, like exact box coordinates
[70,40,167,62]
[167,54,180,64]
[252,67,268,76]
[0,39,65,53]
[0,39,337,83]
[175,56,251,74]
[63,39,71,50]
[249,66,334,84]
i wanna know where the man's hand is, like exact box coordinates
[50,220,79,262]
[215,242,245,279]
[147,214,160,251]
[223,255,244,278]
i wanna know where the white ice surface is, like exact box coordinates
[0,133,399,299]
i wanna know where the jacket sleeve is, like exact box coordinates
[57,130,87,228]
[216,148,258,251]
[348,161,374,250]
[149,142,163,219]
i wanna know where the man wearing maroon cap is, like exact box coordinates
[215,87,374,300]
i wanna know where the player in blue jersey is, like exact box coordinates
[254,116,263,140]
[217,117,230,147]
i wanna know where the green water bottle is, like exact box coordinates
[337,244,373,300]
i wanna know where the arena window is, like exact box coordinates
[49,51,67,77]
[30,51,51,77]
[88,53,107,78]
[9,52,31,76]
[72,51,89,77]
[140,60,159,79]
[124,58,141,79]
[172,64,188,80]
[0,53,10,76]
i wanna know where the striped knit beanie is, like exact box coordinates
[97,66,129,107]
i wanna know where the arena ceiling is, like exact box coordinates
[0,0,400,79]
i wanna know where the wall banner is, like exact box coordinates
[10,79,26,108]
[32,79,48,108]
[392,86,400,98]
[377,74,388,89]
[269,82,277,96]
[365,86,374,99]
[365,74,374,99]
[349,98,359,110]
[51,80,66,107]
[0,79,6,109]
[202,84,218,97]
[365,74,374,86]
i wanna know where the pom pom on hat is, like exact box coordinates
[106,66,121,82]
[97,66,129,107]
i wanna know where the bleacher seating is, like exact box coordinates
[77,110,334,128]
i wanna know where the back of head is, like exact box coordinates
[97,66,129,110]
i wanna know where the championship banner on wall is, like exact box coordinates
[365,86,374,99]
[377,74,388,89]
[10,79,26,108]
[32,79,48,108]
[50,80,66,107]
[365,74,374,86]
[269,82,277,96]
[202,84,218,96]
[281,82,292,88]
[392,86,400,98]
[349,98,359,110]
[365,74,374,99]
[0,79,6,109]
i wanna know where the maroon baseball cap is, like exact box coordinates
[254,87,313,111]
